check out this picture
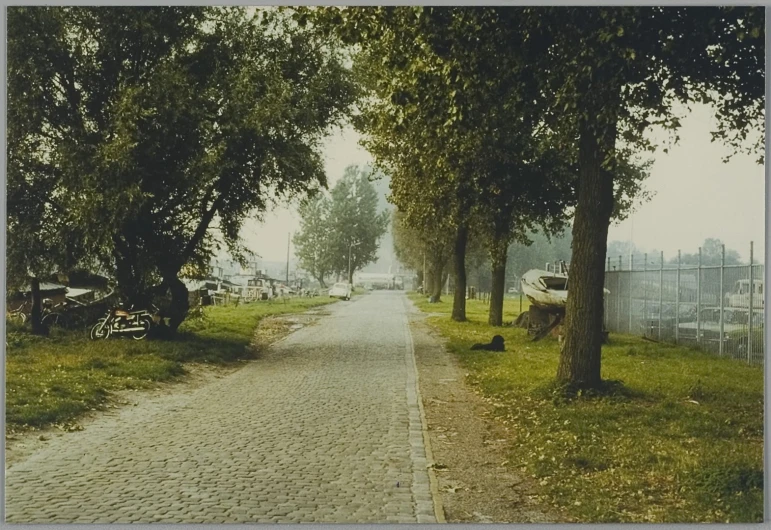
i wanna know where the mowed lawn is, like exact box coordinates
[6,297,338,433]
[409,293,763,523]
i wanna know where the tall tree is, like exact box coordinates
[305,166,390,284]
[504,7,764,388]
[7,7,357,331]
[294,167,395,289]
[293,195,334,287]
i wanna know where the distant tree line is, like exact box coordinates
[606,238,745,268]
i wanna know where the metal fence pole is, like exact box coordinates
[629,254,634,333]
[697,247,702,346]
[604,257,609,329]
[675,250,681,344]
[604,267,608,329]
[617,255,622,331]
[643,253,648,338]
[658,251,663,341]
[748,241,754,363]
[719,244,725,357]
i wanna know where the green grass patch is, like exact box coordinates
[6,297,337,432]
[408,292,763,523]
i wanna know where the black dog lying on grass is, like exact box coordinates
[470,335,505,351]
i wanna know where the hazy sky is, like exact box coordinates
[607,103,765,264]
[241,103,765,265]
[239,126,373,263]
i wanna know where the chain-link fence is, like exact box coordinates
[604,246,764,364]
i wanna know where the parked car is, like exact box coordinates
[329,282,352,301]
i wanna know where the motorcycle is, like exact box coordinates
[89,304,158,341]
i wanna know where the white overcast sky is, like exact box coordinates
[241,102,765,265]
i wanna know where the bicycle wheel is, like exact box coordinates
[7,311,26,324]
[42,312,61,329]
[44,312,72,330]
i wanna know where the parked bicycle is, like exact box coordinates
[6,303,28,324]
[41,299,75,330]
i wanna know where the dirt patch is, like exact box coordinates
[410,313,564,523]
[248,312,322,355]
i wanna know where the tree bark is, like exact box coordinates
[30,277,46,335]
[165,275,190,333]
[557,110,617,389]
[488,241,508,326]
[429,263,444,301]
[451,223,469,321]
[112,229,154,307]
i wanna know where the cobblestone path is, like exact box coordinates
[5,292,437,523]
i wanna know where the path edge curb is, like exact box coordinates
[403,298,447,524]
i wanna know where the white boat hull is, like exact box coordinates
[520,268,608,311]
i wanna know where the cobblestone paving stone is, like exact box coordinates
[5,292,437,523]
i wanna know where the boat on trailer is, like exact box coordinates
[520,263,609,312]
[520,269,569,310]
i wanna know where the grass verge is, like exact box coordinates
[409,293,763,523]
[6,297,337,433]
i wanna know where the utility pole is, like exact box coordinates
[286,233,290,284]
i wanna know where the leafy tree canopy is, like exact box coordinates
[294,166,389,285]
[8,6,356,329]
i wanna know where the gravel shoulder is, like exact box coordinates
[409,309,561,523]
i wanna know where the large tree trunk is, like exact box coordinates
[165,275,190,333]
[488,241,508,326]
[425,268,435,297]
[557,111,617,389]
[429,262,444,301]
[113,231,153,307]
[30,277,45,335]
[316,275,327,289]
[451,224,469,321]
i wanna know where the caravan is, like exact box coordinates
[726,279,764,308]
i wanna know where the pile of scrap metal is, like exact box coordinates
[517,263,610,341]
